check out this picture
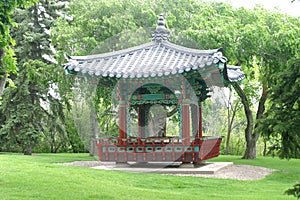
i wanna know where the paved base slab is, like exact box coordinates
[92,162,233,174]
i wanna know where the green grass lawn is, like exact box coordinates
[0,153,299,200]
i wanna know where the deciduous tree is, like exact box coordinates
[0,0,37,96]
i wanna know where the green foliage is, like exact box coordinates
[1,0,299,161]
[285,182,300,199]
[0,67,41,153]
[0,0,37,95]
[0,0,73,154]
[260,58,300,159]
[51,0,300,159]
[0,62,61,154]
[221,133,246,155]
[1,46,16,74]
[64,113,86,153]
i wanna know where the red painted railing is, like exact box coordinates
[96,136,223,162]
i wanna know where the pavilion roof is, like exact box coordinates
[65,14,245,83]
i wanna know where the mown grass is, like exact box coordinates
[0,153,299,200]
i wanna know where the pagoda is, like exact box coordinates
[65,15,245,164]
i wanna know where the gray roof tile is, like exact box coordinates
[226,65,246,82]
[65,41,225,78]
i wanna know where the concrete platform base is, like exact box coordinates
[115,162,130,168]
[92,162,233,174]
[179,162,194,168]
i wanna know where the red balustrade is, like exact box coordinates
[96,136,223,162]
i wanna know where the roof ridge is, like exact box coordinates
[162,41,219,55]
[71,41,157,61]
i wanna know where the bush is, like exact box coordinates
[285,182,300,199]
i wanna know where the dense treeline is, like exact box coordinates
[0,0,86,154]
[0,0,299,160]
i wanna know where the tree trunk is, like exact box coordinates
[0,49,7,96]
[232,82,256,159]
[89,107,99,156]
[232,82,268,159]
[243,133,259,159]
[225,104,236,155]
[242,113,257,159]
[0,71,7,96]
[263,138,267,156]
[225,105,231,155]
[24,145,32,155]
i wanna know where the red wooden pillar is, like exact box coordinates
[191,104,199,138]
[119,103,127,139]
[198,104,203,138]
[138,106,145,138]
[181,103,190,145]
[181,77,191,145]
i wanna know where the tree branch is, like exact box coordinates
[256,82,268,121]
[232,82,252,122]
[167,107,178,117]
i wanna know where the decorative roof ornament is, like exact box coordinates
[225,65,246,82]
[152,14,170,42]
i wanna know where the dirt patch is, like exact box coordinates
[62,161,101,168]
[175,164,276,180]
[61,161,276,181]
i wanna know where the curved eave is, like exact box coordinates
[226,65,246,82]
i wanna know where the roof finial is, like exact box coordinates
[157,14,166,27]
[152,14,170,42]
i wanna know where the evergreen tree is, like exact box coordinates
[0,0,71,154]
[260,58,300,159]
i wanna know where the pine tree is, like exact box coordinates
[261,58,300,159]
[0,0,70,154]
